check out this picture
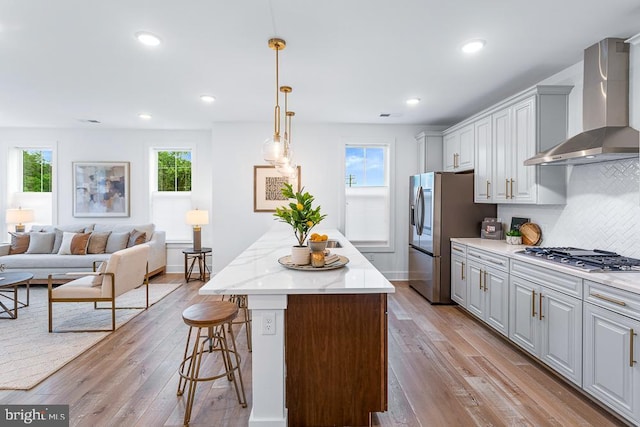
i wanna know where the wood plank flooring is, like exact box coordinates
[0,275,628,426]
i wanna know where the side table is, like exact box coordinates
[0,272,33,319]
[183,248,212,282]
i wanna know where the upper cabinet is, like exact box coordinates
[447,85,573,205]
[415,131,443,173]
[443,123,474,172]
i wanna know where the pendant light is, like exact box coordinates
[275,86,293,167]
[277,110,298,179]
[262,38,287,163]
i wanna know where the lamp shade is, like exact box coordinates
[185,209,209,226]
[6,208,35,224]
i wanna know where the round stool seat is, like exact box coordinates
[182,301,238,327]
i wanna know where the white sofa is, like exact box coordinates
[0,223,166,281]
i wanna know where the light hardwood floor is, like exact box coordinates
[0,275,627,426]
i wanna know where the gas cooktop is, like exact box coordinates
[519,247,640,272]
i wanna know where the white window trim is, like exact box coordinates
[341,138,395,253]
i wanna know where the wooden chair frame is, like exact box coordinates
[48,262,149,333]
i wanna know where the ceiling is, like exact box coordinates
[2,0,640,130]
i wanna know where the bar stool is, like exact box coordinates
[177,301,247,425]
[225,294,252,352]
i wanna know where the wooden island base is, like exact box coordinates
[286,293,388,426]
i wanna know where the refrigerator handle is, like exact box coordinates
[416,187,424,236]
[410,205,415,226]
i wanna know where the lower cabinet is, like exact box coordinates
[467,259,509,336]
[583,302,640,424]
[450,244,467,307]
[509,275,582,385]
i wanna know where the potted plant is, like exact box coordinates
[505,229,522,245]
[274,183,327,264]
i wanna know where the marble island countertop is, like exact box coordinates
[200,228,395,296]
[452,237,640,295]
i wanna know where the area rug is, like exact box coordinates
[0,282,181,390]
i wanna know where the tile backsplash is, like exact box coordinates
[498,159,640,258]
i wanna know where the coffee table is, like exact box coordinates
[0,272,33,319]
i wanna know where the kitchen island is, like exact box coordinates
[199,227,395,427]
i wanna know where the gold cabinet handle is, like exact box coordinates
[452,246,464,253]
[539,293,544,320]
[479,269,483,290]
[505,179,509,198]
[531,290,536,318]
[486,180,490,199]
[461,262,465,280]
[632,329,637,368]
[483,271,488,292]
[590,292,627,306]
[510,179,514,199]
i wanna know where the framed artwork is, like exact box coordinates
[73,161,130,217]
[253,165,301,212]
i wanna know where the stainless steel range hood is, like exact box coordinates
[525,38,639,166]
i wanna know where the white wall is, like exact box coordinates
[211,122,426,278]
[0,128,212,272]
[498,40,640,258]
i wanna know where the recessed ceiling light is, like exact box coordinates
[138,113,152,120]
[200,95,216,103]
[406,98,421,106]
[135,31,161,47]
[461,39,486,54]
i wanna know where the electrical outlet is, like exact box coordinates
[262,312,276,335]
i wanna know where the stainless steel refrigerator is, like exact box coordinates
[409,172,496,303]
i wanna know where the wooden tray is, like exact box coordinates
[520,222,542,245]
[278,255,349,271]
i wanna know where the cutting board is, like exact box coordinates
[520,222,542,245]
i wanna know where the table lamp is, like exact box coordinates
[6,207,35,232]
[185,209,209,251]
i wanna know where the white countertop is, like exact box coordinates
[452,238,640,295]
[200,228,395,296]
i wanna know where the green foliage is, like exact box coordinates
[157,151,191,191]
[22,150,52,192]
[506,229,521,237]
[273,182,327,246]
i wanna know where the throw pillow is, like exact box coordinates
[26,232,56,254]
[57,232,77,255]
[52,226,85,254]
[91,261,107,286]
[127,230,146,248]
[8,232,30,254]
[87,231,111,254]
[105,232,130,253]
[70,233,92,255]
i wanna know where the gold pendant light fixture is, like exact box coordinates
[261,38,287,163]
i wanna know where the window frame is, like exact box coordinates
[154,149,193,193]
[341,139,395,253]
[21,149,53,193]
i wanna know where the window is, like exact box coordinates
[345,146,386,187]
[22,149,52,192]
[157,151,192,192]
[344,143,393,250]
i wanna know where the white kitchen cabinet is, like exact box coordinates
[415,131,443,173]
[510,259,583,385]
[583,281,640,425]
[444,85,572,204]
[450,243,467,307]
[443,123,473,172]
[474,116,492,202]
[466,248,509,336]
[509,274,582,385]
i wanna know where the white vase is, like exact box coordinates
[290,245,310,265]
[506,235,522,245]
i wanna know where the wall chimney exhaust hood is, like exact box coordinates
[524,38,639,166]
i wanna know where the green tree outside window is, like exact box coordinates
[157,151,192,192]
[23,150,52,192]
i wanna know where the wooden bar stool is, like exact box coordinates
[177,301,247,425]
[225,294,252,352]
